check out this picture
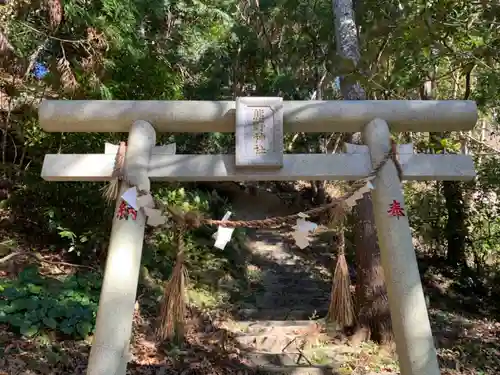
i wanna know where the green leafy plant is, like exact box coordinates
[150,186,229,275]
[142,185,248,289]
[0,266,101,339]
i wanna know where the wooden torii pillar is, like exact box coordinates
[39,99,477,375]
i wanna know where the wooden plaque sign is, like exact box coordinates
[235,97,284,168]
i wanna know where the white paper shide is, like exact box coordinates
[214,212,235,249]
[344,179,374,208]
[291,213,318,249]
[121,187,139,210]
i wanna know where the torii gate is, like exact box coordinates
[39,99,477,375]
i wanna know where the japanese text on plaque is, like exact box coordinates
[252,108,267,155]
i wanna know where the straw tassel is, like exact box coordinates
[327,224,355,328]
[101,142,126,203]
[157,224,188,342]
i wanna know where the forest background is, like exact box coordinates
[1,0,500,374]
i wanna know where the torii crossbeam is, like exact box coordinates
[42,152,475,182]
[39,99,478,375]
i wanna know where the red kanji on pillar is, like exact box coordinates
[387,200,405,219]
[116,200,138,220]
[117,201,127,219]
[128,206,137,220]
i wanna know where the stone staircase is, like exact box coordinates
[225,228,343,373]
[221,189,352,374]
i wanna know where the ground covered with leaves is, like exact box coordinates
[1,247,500,375]
[1,184,500,375]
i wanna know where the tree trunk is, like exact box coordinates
[443,71,473,269]
[429,131,468,269]
[351,194,393,344]
[332,0,392,344]
[424,67,470,271]
[443,181,467,267]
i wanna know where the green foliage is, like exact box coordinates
[142,185,247,288]
[7,176,112,257]
[0,266,101,339]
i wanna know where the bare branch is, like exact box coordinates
[0,250,96,270]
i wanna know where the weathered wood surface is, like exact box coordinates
[42,153,476,182]
[39,99,478,133]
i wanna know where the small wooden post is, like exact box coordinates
[363,118,440,375]
[86,120,156,375]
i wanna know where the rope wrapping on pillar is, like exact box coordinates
[103,138,402,341]
[390,138,404,182]
[104,140,399,230]
[101,141,127,203]
[156,147,395,231]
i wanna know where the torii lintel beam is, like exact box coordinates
[39,100,478,133]
[41,153,476,182]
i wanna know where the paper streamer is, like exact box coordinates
[121,187,139,210]
[291,213,318,249]
[345,180,374,208]
[292,233,311,250]
[398,143,414,167]
[142,207,166,226]
[113,141,178,227]
[214,212,235,250]
[137,193,155,209]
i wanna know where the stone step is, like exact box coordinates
[237,309,329,320]
[235,334,330,353]
[249,364,337,375]
[228,320,324,334]
[255,277,329,285]
[253,287,329,295]
[253,299,329,311]
[229,320,344,337]
[244,352,339,374]
[224,320,332,353]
